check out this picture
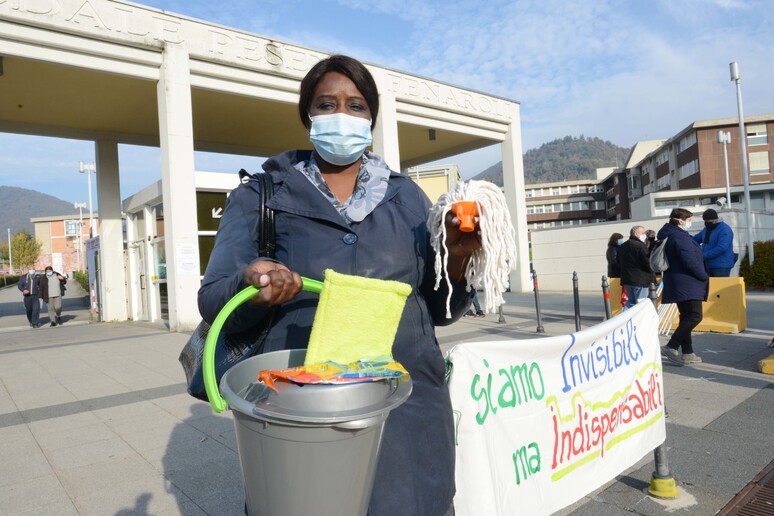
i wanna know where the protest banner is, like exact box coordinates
[448,300,665,515]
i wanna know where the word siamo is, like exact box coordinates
[560,319,644,394]
[470,359,545,425]
[550,369,663,471]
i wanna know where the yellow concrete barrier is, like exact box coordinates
[760,355,774,375]
[695,277,747,333]
[611,277,747,333]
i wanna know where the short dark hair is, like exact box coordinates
[669,208,693,225]
[608,232,624,247]
[45,266,53,272]
[298,55,379,130]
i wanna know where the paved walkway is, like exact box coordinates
[0,282,772,515]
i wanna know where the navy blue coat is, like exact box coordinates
[657,223,709,303]
[692,221,735,269]
[199,150,472,516]
[17,272,40,296]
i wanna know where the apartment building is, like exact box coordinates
[627,114,774,218]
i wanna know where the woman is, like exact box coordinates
[39,266,66,327]
[606,232,623,278]
[658,208,709,365]
[198,55,479,516]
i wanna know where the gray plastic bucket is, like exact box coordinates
[220,349,412,516]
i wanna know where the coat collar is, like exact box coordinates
[263,150,402,229]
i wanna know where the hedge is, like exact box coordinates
[739,240,774,289]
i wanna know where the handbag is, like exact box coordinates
[179,170,276,401]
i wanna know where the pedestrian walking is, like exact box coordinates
[692,209,735,277]
[619,225,656,310]
[464,290,485,317]
[658,208,709,366]
[40,266,67,326]
[18,265,41,328]
[606,232,624,279]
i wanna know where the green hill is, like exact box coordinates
[473,136,631,185]
[0,186,80,236]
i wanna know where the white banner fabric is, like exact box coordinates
[448,301,666,515]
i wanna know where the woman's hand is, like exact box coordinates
[443,212,482,283]
[242,261,303,307]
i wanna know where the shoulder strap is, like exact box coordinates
[239,169,276,259]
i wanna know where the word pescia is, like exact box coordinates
[560,320,644,394]
[549,368,662,478]
[470,359,545,425]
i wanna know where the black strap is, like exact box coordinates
[239,168,275,259]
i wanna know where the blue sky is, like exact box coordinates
[1,0,773,207]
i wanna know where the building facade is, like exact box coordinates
[31,214,99,273]
[627,115,774,218]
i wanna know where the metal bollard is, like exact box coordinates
[532,270,545,333]
[646,282,679,499]
[572,271,581,332]
[601,275,613,320]
[497,304,506,324]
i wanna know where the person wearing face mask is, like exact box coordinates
[657,208,709,366]
[39,266,67,327]
[618,225,656,310]
[198,55,480,516]
[691,209,735,277]
[605,232,624,279]
[17,265,42,328]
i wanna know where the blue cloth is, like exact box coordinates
[692,221,734,269]
[199,149,472,516]
[657,223,709,303]
[709,267,731,277]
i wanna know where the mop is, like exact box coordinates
[427,180,518,318]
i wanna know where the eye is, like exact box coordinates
[316,101,335,111]
[349,102,366,111]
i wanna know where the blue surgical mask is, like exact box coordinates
[683,220,692,231]
[46,272,53,277]
[309,113,372,166]
[617,238,624,246]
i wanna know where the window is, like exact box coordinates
[678,132,696,153]
[747,124,768,146]
[656,152,669,166]
[749,151,770,175]
[678,159,699,179]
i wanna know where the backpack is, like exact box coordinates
[649,237,669,273]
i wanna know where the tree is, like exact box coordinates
[9,230,42,270]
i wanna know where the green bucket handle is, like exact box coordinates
[204,277,324,413]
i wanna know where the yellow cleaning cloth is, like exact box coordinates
[305,269,412,366]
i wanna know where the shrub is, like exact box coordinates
[74,271,89,293]
[739,240,774,289]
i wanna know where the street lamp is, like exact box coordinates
[6,228,12,275]
[729,61,754,265]
[74,202,86,271]
[79,161,96,238]
[716,130,732,207]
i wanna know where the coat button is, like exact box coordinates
[343,233,358,245]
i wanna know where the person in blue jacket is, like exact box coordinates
[692,208,735,277]
[198,55,480,516]
[658,208,709,366]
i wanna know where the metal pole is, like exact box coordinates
[572,271,581,331]
[601,275,613,320]
[7,228,12,275]
[730,62,755,265]
[497,304,506,324]
[646,281,679,498]
[532,270,545,333]
[718,131,732,206]
[80,161,96,239]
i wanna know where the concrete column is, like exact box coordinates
[372,91,400,171]
[143,205,158,323]
[95,139,129,321]
[502,113,531,293]
[157,42,200,332]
